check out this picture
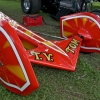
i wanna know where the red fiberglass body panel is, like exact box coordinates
[60,12,100,53]
[0,12,82,95]
[0,17,39,96]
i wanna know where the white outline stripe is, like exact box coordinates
[0,27,30,92]
[0,12,68,57]
[81,46,100,51]
[15,25,68,57]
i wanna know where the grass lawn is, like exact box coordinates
[93,2,100,8]
[0,0,100,100]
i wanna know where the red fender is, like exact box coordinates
[0,12,82,95]
[0,22,39,95]
[60,12,100,53]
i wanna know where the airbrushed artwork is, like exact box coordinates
[0,11,100,96]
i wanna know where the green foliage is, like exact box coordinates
[0,0,100,100]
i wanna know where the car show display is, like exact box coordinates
[0,11,100,95]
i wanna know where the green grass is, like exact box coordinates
[0,0,100,100]
[93,2,100,8]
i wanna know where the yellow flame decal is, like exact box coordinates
[64,31,73,37]
[25,30,32,36]
[83,18,88,26]
[90,22,96,27]
[63,21,71,28]
[43,41,64,54]
[3,41,10,49]
[6,65,26,82]
[74,18,78,26]
[43,41,54,46]
[21,40,36,50]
